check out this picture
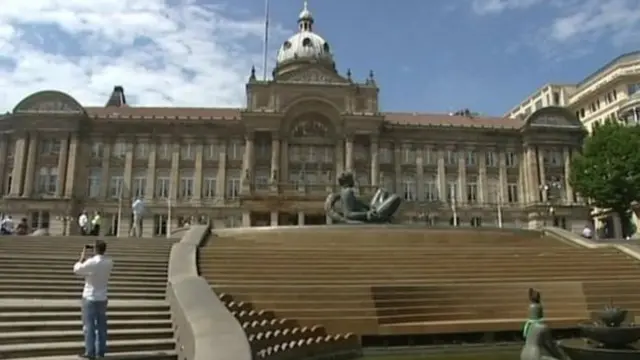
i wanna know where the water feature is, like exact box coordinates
[557,304,640,360]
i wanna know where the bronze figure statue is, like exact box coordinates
[521,288,565,360]
[324,172,401,224]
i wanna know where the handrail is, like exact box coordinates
[166,224,252,360]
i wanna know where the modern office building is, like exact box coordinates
[0,3,588,236]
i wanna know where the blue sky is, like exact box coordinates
[1,0,639,115]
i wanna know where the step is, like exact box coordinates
[0,311,170,322]
[0,254,171,265]
[0,285,167,293]
[0,338,175,359]
[0,247,171,255]
[0,328,174,345]
[0,291,166,300]
[0,279,167,287]
[0,319,173,332]
[0,269,168,278]
[12,349,177,360]
[0,261,169,270]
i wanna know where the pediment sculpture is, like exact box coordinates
[291,118,329,137]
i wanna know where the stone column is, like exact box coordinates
[193,142,203,200]
[537,147,546,202]
[345,135,354,173]
[478,149,487,204]
[123,143,134,199]
[270,134,280,190]
[334,139,344,180]
[99,142,112,199]
[10,136,27,196]
[563,147,573,203]
[370,136,379,186]
[241,132,254,193]
[437,149,446,201]
[64,134,80,198]
[22,134,38,197]
[525,146,538,203]
[297,211,305,225]
[215,140,227,198]
[145,142,157,200]
[457,150,467,205]
[498,151,508,204]
[394,143,401,193]
[169,143,180,200]
[279,138,288,185]
[270,211,278,226]
[0,136,7,194]
[55,136,69,197]
[242,211,251,227]
[416,147,424,200]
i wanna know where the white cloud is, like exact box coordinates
[471,0,543,15]
[0,0,287,111]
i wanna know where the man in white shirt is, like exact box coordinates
[74,240,113,359]
[582,226,593,239]
[78,211,89,235]
[130,198,145,237]
[1,215,14,235]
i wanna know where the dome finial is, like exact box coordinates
[298,1,313,31]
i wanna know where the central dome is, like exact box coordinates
[275,1,333,67]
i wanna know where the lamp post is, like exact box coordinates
[55,215,74,236]
[539,177,563,226]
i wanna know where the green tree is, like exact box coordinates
[570,120,640,235]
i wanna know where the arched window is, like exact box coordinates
[302,38,312,46]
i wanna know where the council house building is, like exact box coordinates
[0,4,588,236]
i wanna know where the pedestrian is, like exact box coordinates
[90,211,101,236]
[130,198,145,237]
[79,211,89,235]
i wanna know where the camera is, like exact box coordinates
[84,245,94,250]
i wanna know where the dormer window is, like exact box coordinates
[302,38,312,46]
[283,41,292,49]
[323,42,330,52]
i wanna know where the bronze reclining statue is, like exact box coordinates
[324,172,402,224]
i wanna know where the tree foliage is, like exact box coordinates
[569,120,640,213]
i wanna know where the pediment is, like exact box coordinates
[526,107,582,129]
[279,68,349,85]
[13,90,85,114]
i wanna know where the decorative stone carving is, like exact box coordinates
[287,69,339,84]
[530,115,576,127]
[18,100,83,113]
[291,118,328,137]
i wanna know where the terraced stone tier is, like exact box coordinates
[201,226,640,338]
[0,236,177,360]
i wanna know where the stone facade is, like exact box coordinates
[0,4,589,237]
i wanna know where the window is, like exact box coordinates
[180,143,195,160]
[87,168,101,198]
[227,140,244,161]
[485,151,498,167]
[470,217,482,227]
[506,152,518,167]
[445,150,457,165]
[5,173,12,195]
[39,139,61,155]
[179,172,194,199]
[379,147,393,164]
[465,151,477,166]
[424,179,438,201]
[321,147,333,163]
[205,142,221,160]
[255,170,269,189]
[112,141,127,158]
[401,145,415,164]
[153,214,168,236]
[91,142,103,159]
[379,172,394,192]
[553,92,560,105]
[135,142,149,159]
[628,83,640,96]
[155,177,170,198]
[487,179,500,204]
[534,99,543,110]
[226,171,241,199]
[256,141,270,160]
[544,149,562,166]
[203,177,216,198]
[466,182,478,204]
[133,176,146,198]
[507,183,519,203]
[357,172,369,187]
[36,167,58,195]
[423,148,436,165]
[402,176,416,201]
[109,175,124,198]
[446,181,458,203]
[158,142,171,160]
[354,145,367,161]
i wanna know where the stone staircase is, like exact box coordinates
[0,236,177,359]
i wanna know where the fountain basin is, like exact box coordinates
[577,323,640,348]
[558,338,639,360]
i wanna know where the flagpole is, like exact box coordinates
[262,0,270,80]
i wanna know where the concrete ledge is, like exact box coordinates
[544,226,640,261]
[166,225,252,360]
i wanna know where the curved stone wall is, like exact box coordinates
[166,225,252,360]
